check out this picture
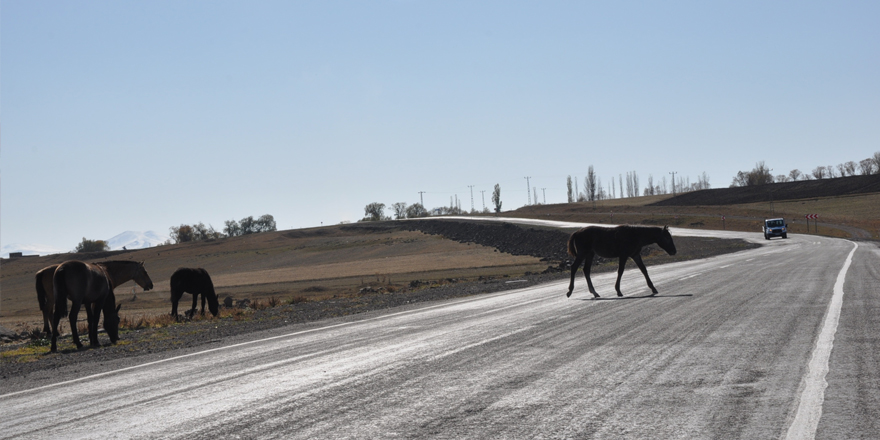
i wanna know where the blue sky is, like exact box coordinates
[2,1,878,251]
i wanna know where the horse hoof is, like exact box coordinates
[566,290,573,298]
[592,293,600,298]
[617,292,623,297]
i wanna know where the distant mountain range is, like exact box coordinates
[2,230,170,258]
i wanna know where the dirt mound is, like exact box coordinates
[651,174,880,206]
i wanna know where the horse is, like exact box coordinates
[50,260,154,352]
[170,268,219,319]
[566,225,676,298]
[35,264,60,335]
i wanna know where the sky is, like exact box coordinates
[2,1,878,252]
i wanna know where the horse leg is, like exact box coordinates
[615,257,628,297]
[85,302,100,348]
[189,292,199,318]
[51,304,64,353]
[567,254,585,297]
[583,252,599,298]
[170,288,182,318]
[69,300,83,349]
[632,254,658,295]
[200,292,207,316]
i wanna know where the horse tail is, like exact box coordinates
[53,266,69,318]
[203,270,220,316]
[36,273,48,312]
[567,231,578,257]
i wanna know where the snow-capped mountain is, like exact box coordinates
[1,243,68,258]
[106,231,170,250]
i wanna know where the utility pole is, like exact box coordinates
[541,188,547,204]
[669,171,677,196]
[467,185,475,213]
[418,191,425,207]
[480,190,486,211]
[524,176,531,205]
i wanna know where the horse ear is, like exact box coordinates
[664,225,669,231]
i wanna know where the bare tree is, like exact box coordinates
[788,169,803,181]
[585,166,597,202]
[873,151,880,173]
[838,161,857,177]
[391,202,408,220]
[632,172,639,197]
[858,159,875,175]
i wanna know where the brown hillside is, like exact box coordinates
[650,174,880,206]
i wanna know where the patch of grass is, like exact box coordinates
[120,313,177,330]
[287,296,310,304]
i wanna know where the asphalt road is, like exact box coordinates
[1,223,877,439]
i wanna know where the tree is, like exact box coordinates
[566,176,573,203]
[491,184,502,213]
[391,202,408,220]
[812,166,828,180]
[169,225,195,243]
[730,161,774,187]
[224,219,241,237]
[788,169,803,181]
[255,214,277,232]
[585,166,597,202]
[873,151,880,173]
[75,237,109,253]
[363,202,386,221]
[858,159,875,175]
[405,203,428,218]
[239,216,257,234]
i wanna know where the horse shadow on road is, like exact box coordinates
[575,293,694,301]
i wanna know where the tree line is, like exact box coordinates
[361,185,503,222]
[565,169,709,203]
[730,152,880,187]
[169,214,277,243]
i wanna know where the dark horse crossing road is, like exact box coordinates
[566,225,677,298]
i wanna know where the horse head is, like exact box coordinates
[658,226,677,255]
[134,262,154,291]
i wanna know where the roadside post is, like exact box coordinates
[721,215,726,230]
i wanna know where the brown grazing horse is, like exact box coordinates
[170,267,219,318]
[50,260,154,352]
[566,225,676,298]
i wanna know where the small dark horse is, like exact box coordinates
[170,268,219,318]
[51,260,154,352]
[567,225,676,298]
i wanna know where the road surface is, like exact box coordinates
[1,222,877,439]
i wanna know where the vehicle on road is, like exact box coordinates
[763,218,788,240]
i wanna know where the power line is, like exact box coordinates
[467,185,475,213]
[524,176,531,205]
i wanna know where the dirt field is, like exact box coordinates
[508,190,880,240]
[1,224,547,331]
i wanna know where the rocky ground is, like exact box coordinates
[0,220,758,379]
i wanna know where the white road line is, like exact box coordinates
[785,241,858,440]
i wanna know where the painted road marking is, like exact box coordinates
[785,241,858,440]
